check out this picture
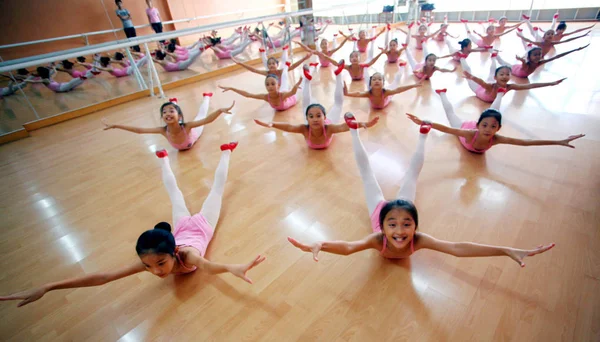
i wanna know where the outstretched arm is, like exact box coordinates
[343,81,369,98]
[562,24,595,37]
[508,78,565,91]
[281,78,303,99]
[254,119,305,134]
[386,83,422,96]
[314,51,339,66]
[219,85,266,100]
[463,71,493,91]
[436,66,457,73]
[232,58,268,76]
[330,35,350,54]
[417,232,555,267]
[327,116,380,134]
[366,50,385,67]
[541,44,589,65]
[287,234,378,261]
[494,133,584,148]
[406,113,473,139]
[0,262,144,307]
[187,252,266,284]
[426,27,444,39]
[553,31,591,45]
[186,101,235,129]
[516,33,541,46]
[496,26,519,37]
[288,52,312,71]
[102,119,164,134]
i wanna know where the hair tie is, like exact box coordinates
[169,98,178,104]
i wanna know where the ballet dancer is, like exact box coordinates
[153,46,205,72]
[254,63,378,149]
[0,79,27,98]
[96,54,149,77]
[352,27,385,53]
[102,96,233,151]
[407,92,584,153]
[434,23,458,42]
[461,19,517,47]
[232,47,311,81]
[297,35,350,67]
[379,38,406,63]
[288,114,555,265]
[552,22,595,41]
[25,67,86,93]
[219,73,302,112]
[0,143,266,308]
[462,65,565,103]
[516,28,590,57]
[343,72,422,109]
[439,38,491,62]
[317,50,385,82]
[404,45,455,80]
[492,17,523,34]
[494,44,589,78]
[209,34,253,60]
[55,60,100,79]
[397,23,442,50]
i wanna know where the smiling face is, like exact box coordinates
[139,253,176,278]
[476,117,501,138]
[369,73,384,89]
[265,76,279,94]
[382,208,417,250]
[306,105,326,127]
[494,67,511,85]
[528,48,543,63]
[161,104,181,125]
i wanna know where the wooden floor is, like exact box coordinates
[1,23,599,341]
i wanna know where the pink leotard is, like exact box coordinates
[213,49,232,59]
[172,213,215,274]
[306,119,333,149]
[511,64,532,78]
[267,92,297,111]
[46,81,62,92]
[474,86,495,103]
[350,64,368,80]
[110,67,130,77]
[357,37,376,52]
[387,50,400,63]
[414,63,432,80]
[370,200,416,259]
[318,52,332,67]
[162,62,181,72]
[166,125,199,150]
[458,121,494,153]
[370,91,392,109]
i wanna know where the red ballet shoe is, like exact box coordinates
[344,112,359,129]
[202,92,213,97]
[79,76,87,80]
[399,61,407,66]
[457,52,468,59]
[435,88,447,94]
[527,43,533,47]
[408,22,415,29]
[387,23,391,30]
[491,52,498,58]
[484,45,494,49]
[428,22,433,27]
[533,27,539,31]
[283,45,289,50]
[220,141,238,152]
[497,87,508,93]
[372,25,377,29]
[155,149,168,158]
[334,59,345,75]
[517,27,523,32]
[333,33,339,37]
[402,43,408,48]
[348,28,354,31]
[285,61,292,68]
[259,48,266,53]
[522,14,530,20]
[420,123,432,134]
[553,13,559,19]
[460,19,468,23]
[309,62,319,67]
[169,97,178,103]
[351,37,358,41]
[488,18,496,23]
[303,64,312,80]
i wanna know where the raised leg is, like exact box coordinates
[349,128,385,216]
[159,155,191,226]
[58,77,85,92]
[328,72,344,123]
[438,91,464,128]
[190,94,211,139]
[199,150,232,228]
[395,132,427,202]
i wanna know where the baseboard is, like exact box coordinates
[0,129,30,145]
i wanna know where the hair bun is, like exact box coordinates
[154,222,172,232]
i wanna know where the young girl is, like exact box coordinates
[218,74,302,112]
[343,72,421,109]
[439,38,490,62]
[407,90,585,153]
[96,54,149,77]
[55,60,99,79]
[25,67,86,93]
[434,23,457,42]
[495,44,589,78]
[398,23,442,50]
[102,95,234,151]
[464,64,565,103]
[493,16,523,35]
[405,47,455,81]
[352,28,385,53]
[0,144,266,308]
[0,80,27,98]
[317,50,385,82]
[298,36,349,67]
[153,46,204,72]
[233,46,311,82]
[380,39,406,64]
[209,34,253,60]
[517,29,590,57]
[552,22,595,41]
[288,113,555,265]
[254,64,378,149]
[461,19,516,47]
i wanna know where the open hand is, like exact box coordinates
[552,77,566,85]
[288,237,322,262]
[0,287,47,307]
[506,243,555,267]
[101,118,115,130]
[559,134,585,148]
[364,116,380,128]
[405,113,423,125]
[220,101,235,114]
[229,255,266,284]
[218,85,231,92]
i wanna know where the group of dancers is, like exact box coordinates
[1,15,593,308]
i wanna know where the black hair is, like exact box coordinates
[77,56,86,63]
[209,37,221,46]
[267,57,279,65]
[379,199,419,230]
[36,67,50,79]
[265,73,279,83]
[115,0,122,4]
[135,222,176,256]
[556,21,567,31]
[425,53,436,62]
[368,72,385,92]
[494,65,511,76]
[155,50,167,60]
[477,108,502,127]
[167,43,177,53]
[17,68,29,75]
[389,38,398,46]
[61,60,74,69]
[527,47,542,62]
[114,52,125,60]
[305,103,326,117]
[100,56,111,67]
[160,101,184,124]
[170,38,177,45]
[458,38,471,50]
